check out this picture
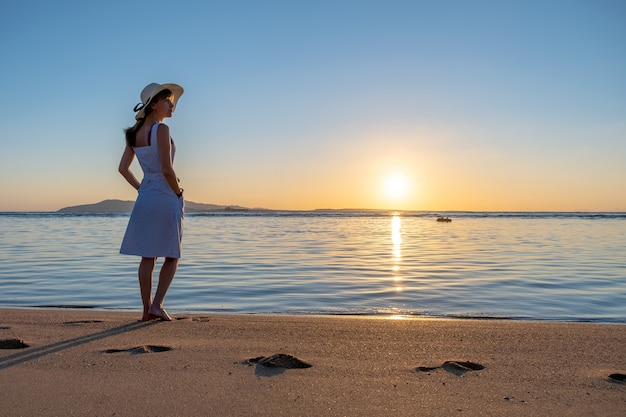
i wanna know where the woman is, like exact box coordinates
[119,82,185,321]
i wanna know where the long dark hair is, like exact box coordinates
[124,89,172,147]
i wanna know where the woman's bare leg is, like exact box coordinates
[138,257,156,321]
[148,257,178,321]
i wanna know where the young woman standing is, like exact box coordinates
[119,83,185,321]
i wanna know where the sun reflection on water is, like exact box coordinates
[391,214,403,292]
[386,315,408,320]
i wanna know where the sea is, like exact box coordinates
[1,211,625,323]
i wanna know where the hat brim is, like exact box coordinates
[135,83,184,120]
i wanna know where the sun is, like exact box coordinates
[384,175,410,199]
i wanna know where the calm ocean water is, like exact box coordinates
[0,211,625,323]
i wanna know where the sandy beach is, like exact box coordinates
[1,308,624,416]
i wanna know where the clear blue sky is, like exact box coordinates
[1,0,624,211]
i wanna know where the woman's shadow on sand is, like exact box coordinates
[0,320,158,370]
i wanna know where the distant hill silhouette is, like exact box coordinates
[57,199,253,213]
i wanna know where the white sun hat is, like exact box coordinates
[133,82,184,120]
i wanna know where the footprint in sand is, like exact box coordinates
[103,345,173,355]
[245,354,312,369]
[415,365,440,372]
[415,361,485,376]
[0,339,30,349]
[63,320,104,325]
[0,326,11,330]
[608,373,626,383]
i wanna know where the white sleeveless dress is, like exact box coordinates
[120,123,184,258]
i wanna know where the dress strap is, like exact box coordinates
[148,123,159,146]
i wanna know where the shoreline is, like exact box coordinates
[5,305,626,325]
[1,308,625,416]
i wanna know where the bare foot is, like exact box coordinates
[141,314,157,322]
[148,305,173,321]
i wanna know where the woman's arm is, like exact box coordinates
[157,124,183,195]
[118,145,141,190]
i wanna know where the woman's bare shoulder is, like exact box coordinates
[156,123,171,139]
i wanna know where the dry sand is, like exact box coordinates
[1,308,625,416]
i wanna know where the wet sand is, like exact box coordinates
[1,308,625,416]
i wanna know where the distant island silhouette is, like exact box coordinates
[57,199,258,213]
